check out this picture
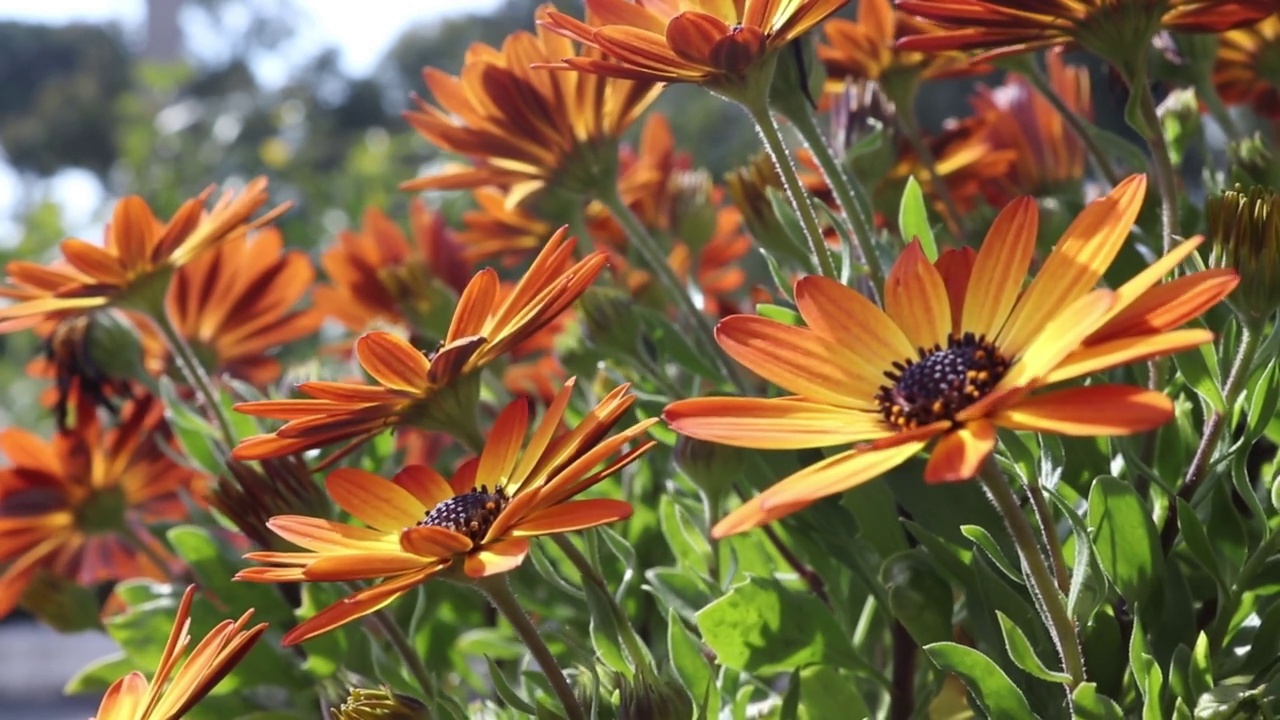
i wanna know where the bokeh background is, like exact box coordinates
[0,0,1148,716]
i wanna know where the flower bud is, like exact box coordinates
[618,671,694,720]
[580,286,646,359]
[330,686,431,720]
[724,155,812,265]
[214,455,331,551]
[674,435,745,506]
[43,310,151,430]
[670,168,718,252]
[1208,185,1280,321]
[1157,87,1200,168]
[1228,133,1280,188]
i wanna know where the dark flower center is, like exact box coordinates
[875,332,1010,430]
[419,485,509,542]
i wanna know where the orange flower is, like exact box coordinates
[613,113,693,234]
[92,584,267,720]
[665,175,1240,537]
[236,380,656,645]
[231,229,606,462]
[818,0,981,95]
[895,0,1272,63]
[167,227,322,387]
[457,188,559,263]
[0,395,196,617]
[673,207,753,318]
[402,5,659,206]
[314,201,470,342]
[1216,13,1280,119]
[969,50,1091,203]
[0,178,281,332]
[889,113,1017,225]
[541,0,848,87]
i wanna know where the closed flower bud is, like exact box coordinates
[618,671,695,720]
[670,168,718,251]
[580,286,646,359]
[214,455,331,551]
[724,155,811,265]
[1208,185,1280,321]
[674,435,745,506]
[330,687,431,720]
[44,310,151,429]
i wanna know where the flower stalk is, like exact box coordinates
[150,307,237,446]
[477,574,587,720]
[976,458,1085,689]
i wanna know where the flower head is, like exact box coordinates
[0,395,196,617]
[167,227,322,387]
[665,175,1240,537]
[540,0,848,88]
[1208,184,1280,321]
[888,112,1017,227]
[402,5,659,205]
[92,584,267,720]
[231,229,606,462]
[0,178,281,331]
[895,0,1273,66]
[236,380,656,645]
[314,202,470,343]
[1215,13,1280,119]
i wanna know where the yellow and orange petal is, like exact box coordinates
[236,379,656,645]
[541,0,849,87]
[314,201,471,342]
[231,229,607,461]
[969,49,1091,204]
[817,0,983,94]
[0,394,197,618]
[167,227,322,387]
[665,175,1240,537]
[895,0,1273,63]
[888,112,1017,228]
[1215,13,1280,119]
[0,178,283,331]
[402,4,659,204]
[92,584,267,720]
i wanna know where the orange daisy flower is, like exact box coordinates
[0,178,282,332]
[818,0,981,95]
[231,229,606,462]
[665,175,1240,537]
[0,395,197,617]
[314,201,470,342]
[457,188,559,263]
[888,112,1017,225]
[672,207,753,318]
[92,584,267,720]
[167,227,322,387]
[969,50,1092,204]
[1215,13,1280,119]
[540,0,848,87]
[235,380,656,645]
[401,5,659,206]
[894,0,1273,62]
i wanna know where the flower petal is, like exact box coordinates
[1087,270,1239,345]
[664,396,890,449]
[923,420,996,483]
[281,568,437,646]
[463,538,530,578]
[1044,328,1215,385]
[303,552,429,581]
[715,315,879,407]
[963,196,1037,339]
[757,439,931,511]
[325,469,426,531]
[884,239,952,350]
[392,465,455,510]
[994,385,1174,435]
[399,526,474,557]
[506,498,633,537]
[998,289,1116,389]
[794,275,917,378]
[355,332,430,393]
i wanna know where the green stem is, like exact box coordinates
[1027,483,1070,595]
[1134,81,1181,252]
[773,91,884,296]
[120,522,179,585]
[1023,62,1121,187]
[1180,321,1261,502]
[897,108,967,244]
[596,188,747,391]
[477,574,587,720]
[151,310,237,445]
[738,95,839,279]
[367,601,439,703]
[977,459,1085,689]
[1195,74,1242,143]
[551,534,652,673]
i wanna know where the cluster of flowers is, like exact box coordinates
[1,0,1278,717]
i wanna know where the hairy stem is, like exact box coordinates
[151,309,237,445]
[366,601,439,703]
[1134,82,1181,252]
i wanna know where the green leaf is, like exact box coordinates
[1174,343,1224,413]
[1129,613,1165,720]
[841,480,908,559]
[165,525,295,627]
[645,567,713,623]
[695,576,857,673]
[1045,490,1106,621]
[756,303,802,326]
[1071,683,1125,719]
[766,187,822,268]
[635,306,721,381]
[64,652,136,695]
[1244,360,1280,443]
[582,573,632,677]
[668,610,716,715]
[881,550,953,647]
[1174,500,1227,591]
[923,642,1036,719]
[796,666,872,720]
[780,669,802,720]
[1088,476,1162,604]
[996,611,1072,683]
[486,656,539,715]
[962,524,1022,583]
[659,495,713,577]
[897,176,937,261]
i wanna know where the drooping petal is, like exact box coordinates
[757,439,931,510]
[923,420,996,483]
[463,538,530,578]
[399,526,475,558]
[1043,329,1215,385]
[664,396,890,449]
[355,332,431,393]
[281,568,439,646]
